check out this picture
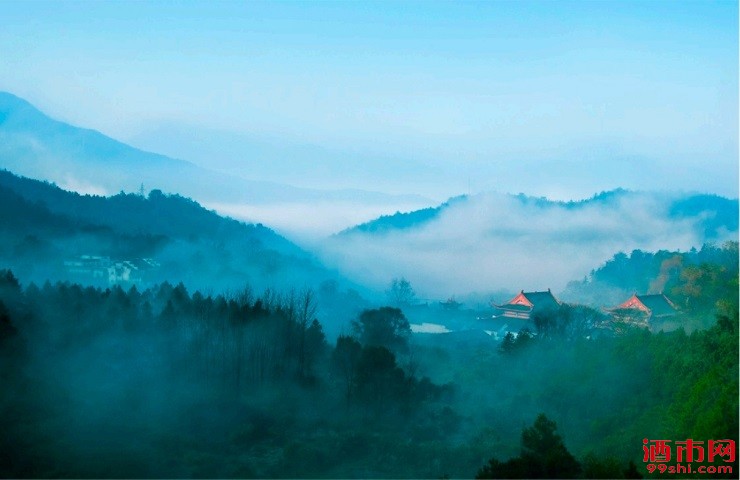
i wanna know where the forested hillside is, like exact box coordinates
[0,272,451,478]
[563,241,739,329]
[1,238,736,477]
[0,169,342,295]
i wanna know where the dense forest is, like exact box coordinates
[0,169,337,293]
[563,242,738,326]
[0,240,737,478]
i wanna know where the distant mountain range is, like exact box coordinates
[322,189,739,298]
[128,121,435,196]
[3,91,738,302]
[340,189,738,239]
[337,195,468,235]
[0,92,430,235]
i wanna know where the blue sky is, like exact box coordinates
[1,0,737,199]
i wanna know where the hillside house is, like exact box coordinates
[493,289,560,320]
[64,255,159,286]
[108,260,142,285]
[607,293,678,327]
[63,255,109,281]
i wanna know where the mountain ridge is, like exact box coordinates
[338,188,738,237]
[0,91,431,207]
[0,168,346,294]
[321,187,738,297]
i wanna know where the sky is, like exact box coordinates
[0,0,738,201]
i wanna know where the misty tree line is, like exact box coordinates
[565,241,739,313]
[589,241,738,297]
[476,413,643,479]
[498,303,608,354]
[0,268,452,414]
[0,268,459,477]
[0,272,318,388]
[0,269,447,405]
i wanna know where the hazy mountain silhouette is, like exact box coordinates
[324,189,738,297]
[339,189,738,239]
[337,195,468,235]
[0,91,428,208]
[129,121,435,195]
[0,168,347,293]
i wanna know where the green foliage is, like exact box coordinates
[331,333,449,414]
[352,307,412,353]
[499,331,516,354]
[0,300,15,341]
[331,335,363,405]
[499,328,535,355]
[354,346,407,410]
[532,304,605,341]
[340,196,467,235]
[0,273,454,478]
[564,242,739,323]
[476,413,581,479]
[0,169,334,293]
[582,452,626,479]
[624,460,644,479]
[303,319,327,381]
[521,414,582,478]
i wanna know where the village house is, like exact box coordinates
[63,255,109,281]
[64,255,159,287]
[107,260,142,285]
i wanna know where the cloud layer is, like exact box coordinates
[320,192,738,299]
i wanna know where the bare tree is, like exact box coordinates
[387,277,416,307]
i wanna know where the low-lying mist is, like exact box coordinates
[320,191,738,298]
[207,199,432,242]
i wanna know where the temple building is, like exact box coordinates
[493,289,560,320]
[607,293,678,326]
